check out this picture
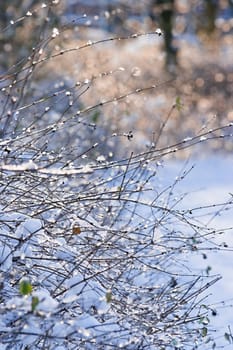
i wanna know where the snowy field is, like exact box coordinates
[159,154,233,342]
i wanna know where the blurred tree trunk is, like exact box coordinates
[205,0,218,33]
[197,0,218,35]
[148,0,177,69]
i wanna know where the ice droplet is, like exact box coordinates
[155,28,163,36]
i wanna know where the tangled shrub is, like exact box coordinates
[0,2,233,349]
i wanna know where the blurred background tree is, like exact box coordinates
[148,0,177,68]
[1,0,233,73]
[0,0,61,73]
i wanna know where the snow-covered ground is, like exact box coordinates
[159,154,233,342]
[1,153,232,349]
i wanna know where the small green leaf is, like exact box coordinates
[31,296,39,312]
[106,291,112,303]
[19,280,33,295]
[175,96,183,111]
[201,327,208,337]
[91,110,100,123]
[199,316,209,325]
